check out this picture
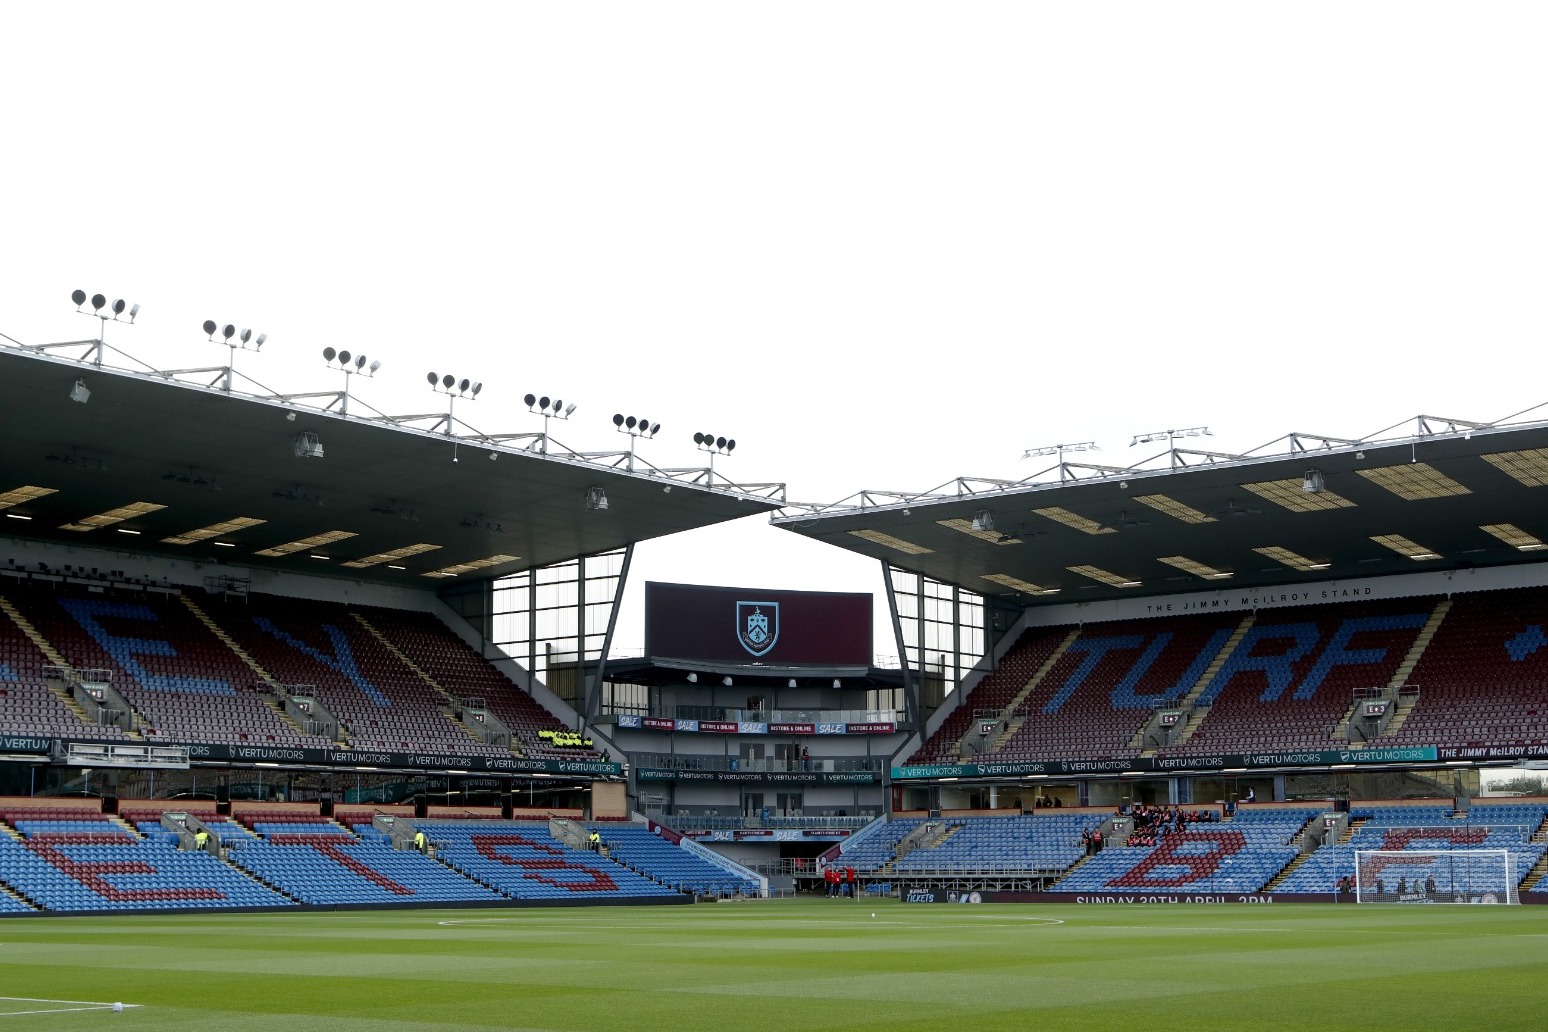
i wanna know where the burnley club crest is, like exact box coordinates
[736,601,779,657]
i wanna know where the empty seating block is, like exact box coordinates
[598,825,760,897]
[428,820,682,900]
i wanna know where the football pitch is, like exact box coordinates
[2,899,1545,1031]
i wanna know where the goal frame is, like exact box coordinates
[1353,848,1519,905]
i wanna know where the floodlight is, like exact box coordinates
[71,289,87,307]
[458,378,470,392]
[427,371,438,385]
[722,676,733,686]
[204,320,218,338]
[293,431,324,459]
[970,509,994,532]
[91,293,106,311]
[687,673,697,683]
[223,324,236,340]
[368,359,380,373]
[323,347,337,361]
[1302,469,1326,494]
[563,403,577,417]
[240,328,252,345]
[253,332,264,347]
[128,304,140,322]
[69,379,91,404]
[471,382,482,396]
[339,350,352,365]
[112,299,126,316]
[585,486,609,511]
[355,354,367,370]
[442,374,454,389]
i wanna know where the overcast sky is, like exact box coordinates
[3,4,1546,656]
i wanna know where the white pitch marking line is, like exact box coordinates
[0,996,142,1017]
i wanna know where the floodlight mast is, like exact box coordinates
[525,393,575,455]
[202,318,267,392]
[693,431,737,481]
[612,413,660,471]
[66,289,140,366]
[1129,425,1211,470]
[1022,441,1098,482]
[323,348,380,415]
[427,371,483,436]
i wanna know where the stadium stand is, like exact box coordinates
[1050,808,1317,894]
[0,807,292,912]
[3,581,330,748]
[1375,587,1548,750]
[427,820,684,901]
[1274,803,1548,897]
[228,825,506,906]
[889,813,1106,874]
[597,825,760,897]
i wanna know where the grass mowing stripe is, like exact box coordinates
[1,901,1545,1031]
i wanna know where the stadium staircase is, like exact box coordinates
[998,629,1080,718]
[1155,613,1257,750]
[182,598,322,743]
[1386,599,1451,690]
[179,596,273,683]
[0,595,105,729]
[1264,851,1313,890]
[1338,817,1368,844]
[967,629,1082,757]
[350,613,492,750]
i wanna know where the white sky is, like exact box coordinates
[3,4,1546,656]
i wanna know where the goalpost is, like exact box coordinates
[1353,848,1521,905]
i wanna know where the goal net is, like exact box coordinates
[1353,848,1520,904]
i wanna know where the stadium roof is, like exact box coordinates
[0,345,784,587]
[773,415,1548,607]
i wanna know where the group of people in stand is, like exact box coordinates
[823,864,857,897]
[1123,804,1218,847]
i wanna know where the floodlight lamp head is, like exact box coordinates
[442,374,455,389]
[69,379,91,404]
[585,485,609,511]
[338,350,352,365]
[323,347,337,362]
[427,372,438,386]
[112,299,126,317]
[368,359,380,373]
[970,509,994,532]
[471,382,482,397]
[722,676,733,686]
[203,320,218,338]
[1302,469,1326,494]
[128,303,140,323]
[524,393,537,407]
[613,413,625,427]
[222,324,236,341]
[355,354,367,370]
[91,293,107,312]
[240,328,252,345]
[72,289,87,308]
[458,378,470,393]
[539,396,550,410]
[563,403,577,417]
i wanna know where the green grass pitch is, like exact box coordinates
[2,899,1545,1031]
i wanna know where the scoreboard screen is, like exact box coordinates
[645,582,873,666]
